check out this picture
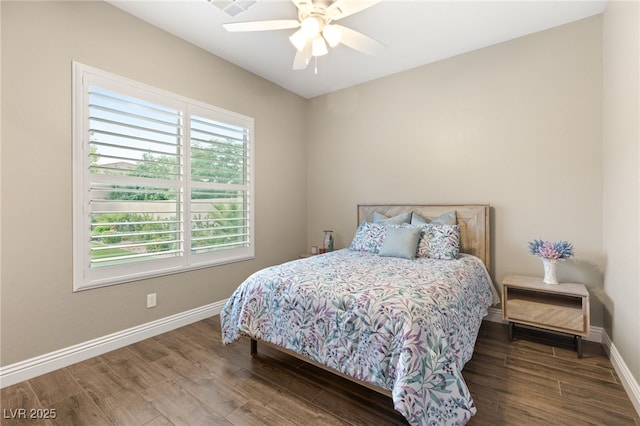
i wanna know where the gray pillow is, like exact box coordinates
[378,226,422,259]
[372,211,412,225]
[411,210,457,226]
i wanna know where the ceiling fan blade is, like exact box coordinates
[327,0,382,21]
[333,24,385,56]
[293,42,312,70]
[223,19,300,32]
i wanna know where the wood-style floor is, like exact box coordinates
[2,317,638,425]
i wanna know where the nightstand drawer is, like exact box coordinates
[505,294,585,334]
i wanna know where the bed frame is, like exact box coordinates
[249,203,491,397]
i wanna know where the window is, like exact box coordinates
[73,62,254,291]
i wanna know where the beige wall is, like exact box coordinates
[307,17,604,322]
[2,0,638,393]
[1,1,307,365]
[602,0,640,383]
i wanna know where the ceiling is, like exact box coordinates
[107,0,607,99]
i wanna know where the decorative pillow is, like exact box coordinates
[411,210,457,226]
[378,226,422,259]
[372,211,412,225]
[416,224,460,259]
[349,222,386,253]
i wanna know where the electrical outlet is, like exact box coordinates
[147,293,157,308]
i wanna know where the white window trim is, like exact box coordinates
[72,62,255,291]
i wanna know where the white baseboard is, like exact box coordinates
[485,307,639,416]
[601,330,640,416]
[0,300,227,389]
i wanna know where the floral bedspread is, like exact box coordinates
[220,249,495,425]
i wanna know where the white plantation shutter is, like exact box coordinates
[88,87,184,267]
[189,112,251,257]
[73,63,254,291]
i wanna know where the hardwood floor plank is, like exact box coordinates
[141,415,175,426]
[129,338,171,363]
[463,382,502,425]
[243,354,326,399]
[464,362,560,399]
[154,352,220,387]
[225,400,297,426]
[559,380,640,422]
[70,361,161,425]
[153,353,248,417]
[153,330,243,380]
[505,350,618,386]
[28,369,83,406]
[0,382,53,426]
[476,321,556,355]
[1,382,43,412]
[310,387,407,426]
[66,356,104,375]
[2,318,638,425]
[498,386,637,425]
[242,345,403,425]
[100,347,169,392]
[181,319,223,348]
[49,393,113,426]
[552,340,612,368]
[139,380,230,425]
[230,367,350,426]
[472,324,639,425]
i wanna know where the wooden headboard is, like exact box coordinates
[357,204,491,274]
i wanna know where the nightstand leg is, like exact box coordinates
[508,322,514,342]
[576,336,583,358]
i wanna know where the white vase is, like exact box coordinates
[541,258,558,284]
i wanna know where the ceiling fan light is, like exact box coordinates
[311,35,328,57]
[289,29,308,51]
[322,25,342,48]
[300,16,321,38]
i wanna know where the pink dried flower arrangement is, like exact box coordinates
[528,239,574,260]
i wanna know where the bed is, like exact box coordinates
[221,204,499,425]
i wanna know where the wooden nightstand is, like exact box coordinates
[502,274,590,357]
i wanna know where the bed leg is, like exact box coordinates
[250,338,257,356]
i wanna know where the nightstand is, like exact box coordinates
[502,274,590,357]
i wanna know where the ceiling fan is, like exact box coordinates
[223,0,384,71]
